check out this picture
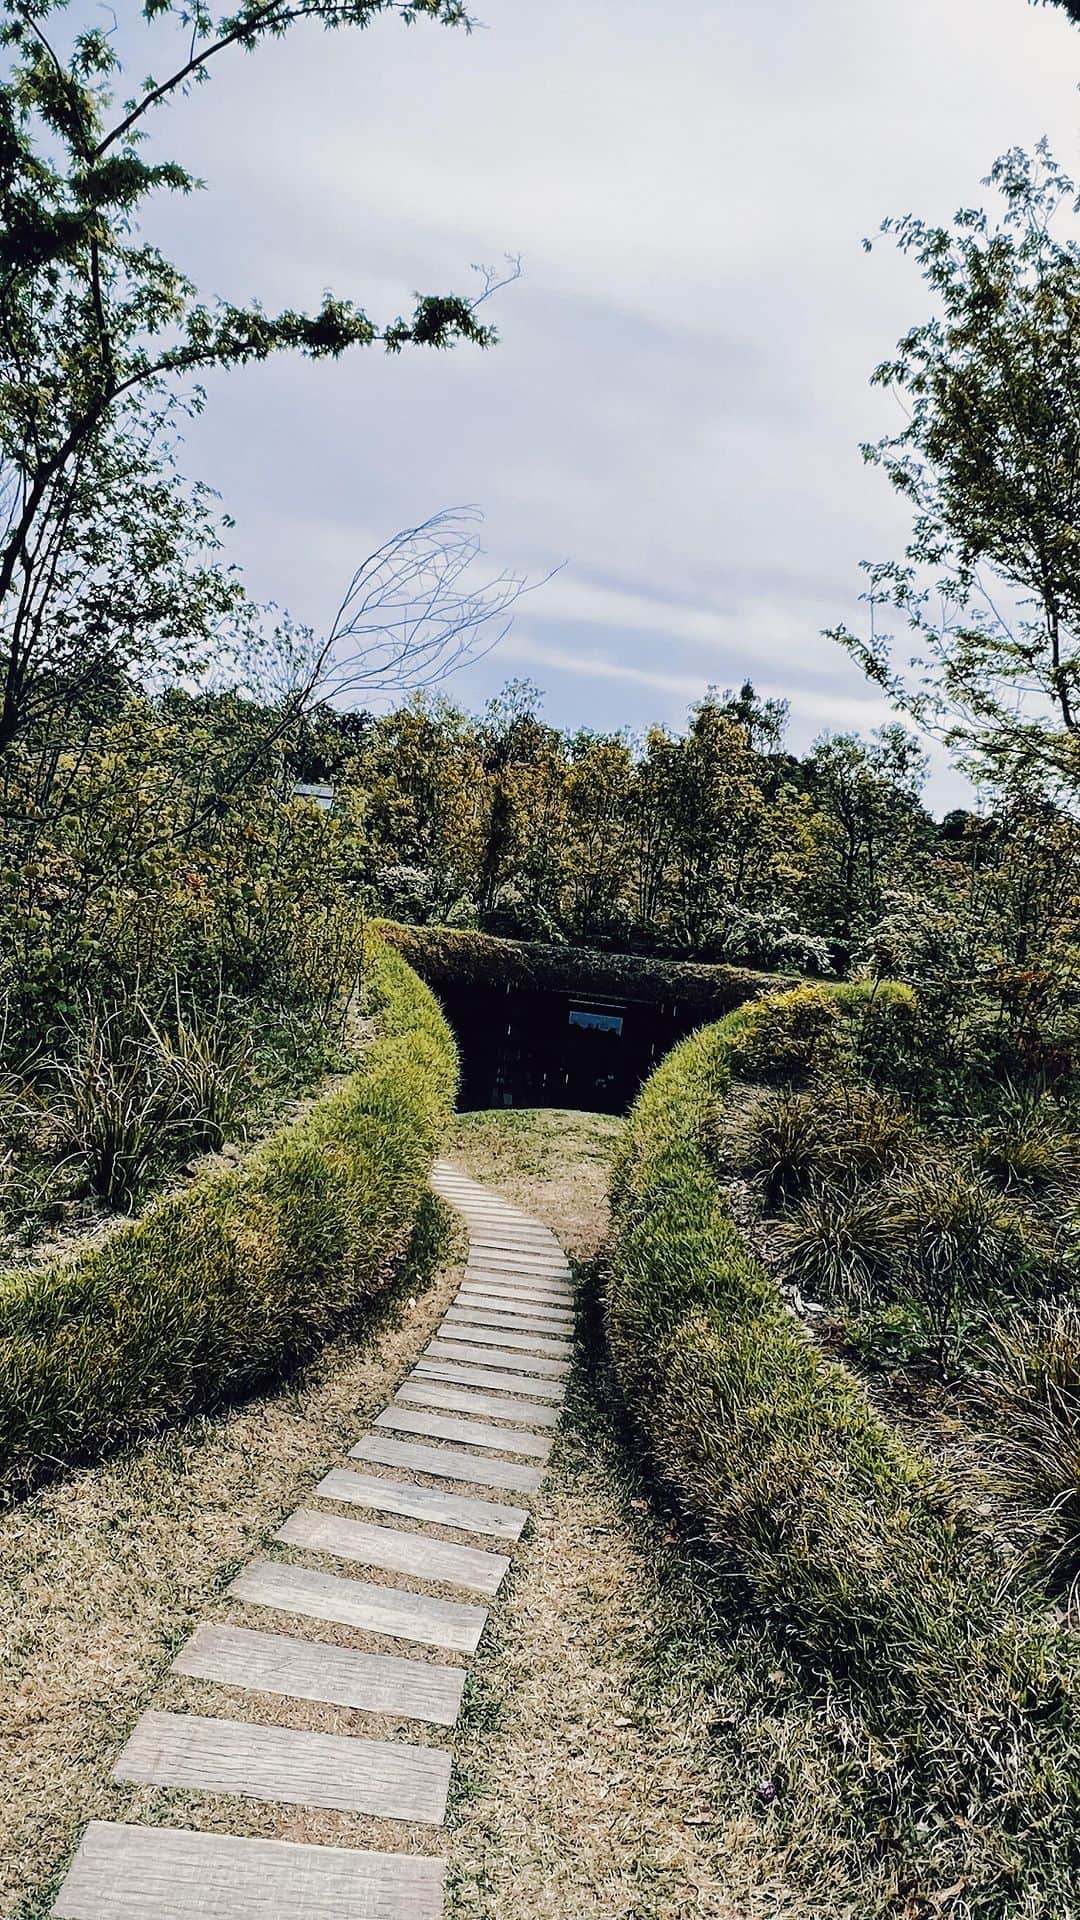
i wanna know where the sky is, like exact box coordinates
[141,0,1080,809]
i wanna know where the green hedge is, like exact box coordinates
[0,931,459,1501]
[605,983,1080,1903]
[375,920,792,1014]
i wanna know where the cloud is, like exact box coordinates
[137,0,1080,815]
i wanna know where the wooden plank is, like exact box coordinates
[467,1261,568,1277]
[397,1379,560,1428]
[229,1559,486,1654]
[426,1338,569,1379]
[456,1292,573,1324]
[351,1433,542,1496]
[413,1358,564,1402]
[468,1244,572,1259]
[52,1821,445,1920]
[375,1405,552,1462]
[276,1509,509,1598]
[455,1282,572,1313]
[314,1468,527,1542]
[173,1622,465,1726]
[435,1320,571,1358]
[113,1710,450,1826]
[464,1264,572,1289]
[470,1243,562,1257]
[446,1306,573,1338]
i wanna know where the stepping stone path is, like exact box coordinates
[53,1162,573,1920]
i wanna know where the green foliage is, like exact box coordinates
[982,1307,1080,1598]
[0,931,458,1500]
[775,1185,896,1305]
[0,0,496,754]
[834,144,1080,796]
[349,684,935,968]
[377,919,787,1015]
[721,979,917,1084]
[605,1010,1080,1908]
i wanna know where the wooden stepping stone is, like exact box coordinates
[427,1337,569,1379]
[470,1246,563,1262]
[461,1283,574,1310]
[464,1264,573,1289]
[52,1821,445,1920]
[375,1405,552,1462]
[230,1558,486,1653]
[463,1259,568,1274]
[414,1357,564,1402]
[351,1433,542,1496]
[314,1467,528,1542]
[276,1509,510,1598]
[435,1321,571,1358]
[467,1240,570,1260]
[456,1292,573,1324]
[397,1379,560,1428]
[114,1710,450,1825]
[174,1621,465,1726]
[446,1306,572,1340]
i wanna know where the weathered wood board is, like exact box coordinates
[313,1468,528,1542]
[113,1711,451,1825]
[173,1622,465,1726]
[228,1559,486,1653]
[275,1510,510,1598]
[52,1821,446,1920]
[350,1433,542,1496]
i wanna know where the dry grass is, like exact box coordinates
[450,1107,618,1258]
[1,1218,465,1919]
[446,1108,919,1920]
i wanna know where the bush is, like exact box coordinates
[604,994,1080,1908]
[981,1307,1080,1599]
[0,930,458,1500]
[721,979,917,1085]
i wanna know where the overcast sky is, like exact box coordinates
[146,0,1080,808]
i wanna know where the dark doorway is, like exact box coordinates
[435,979,704,1115]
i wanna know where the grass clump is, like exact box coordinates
[605,986,1080,1915]
[0,930,458,1501]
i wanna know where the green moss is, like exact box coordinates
[0,931,458,1501]
[374,919,792,1014]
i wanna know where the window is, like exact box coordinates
[568,1008,623,1035]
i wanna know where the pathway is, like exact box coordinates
[51,1162,574,1920]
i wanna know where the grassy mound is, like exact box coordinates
[0,931,458,1501]
[605,983,1080,1912]
[375,919,791,1012]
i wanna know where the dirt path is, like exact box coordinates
[6,1108,902,1920]
[2,1222,464,1919]
[446,1109,901,1920]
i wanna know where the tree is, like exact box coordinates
[0,0,507,752]
[830,147,1080,798]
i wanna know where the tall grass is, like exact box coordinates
[604,983,1080,1914]
[0,931,458,1500]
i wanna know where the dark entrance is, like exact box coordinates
[434,979,702,1115]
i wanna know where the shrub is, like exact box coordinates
[972,1114,1080,1192]
[775,1185,896,1305]
[721,978,917,1086]
[736,1080,917,1205]
[605,1003,1080,1908]
[981,1307,1080,1599]
[733,1089,837,1203]
[884,1165,1038,1362]
[0,931,458,1500]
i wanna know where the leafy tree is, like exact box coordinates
[0,0,503,752]
[831,147,1080,798]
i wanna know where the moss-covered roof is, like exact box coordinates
[374,921,793,1014]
